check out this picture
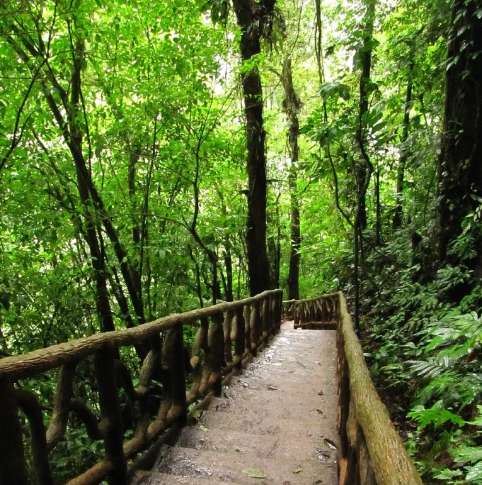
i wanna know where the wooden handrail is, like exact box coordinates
[287,292,339,328]
[0,289,283,485]
[295,291,422,485]
[336,292,422,485]
[0,289,281,381]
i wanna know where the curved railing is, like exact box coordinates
[288,292,422,485]
[0,290,282,485]
[284,292,339,329]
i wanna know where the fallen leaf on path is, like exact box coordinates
[316,409,323,415]
[292,467,303,474]
[267,385,278,391]
[324,438,337,450]
[190,408,202,419]
[199,425,209,432]
[242,468,267,479]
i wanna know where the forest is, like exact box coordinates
[0,0,481,483]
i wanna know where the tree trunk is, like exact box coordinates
[393,50,415,229]
[281,58,302,300]
[374,164,382,244]
[223,240,234,301]
[232,0,274,296]
[437,0,482,275]
[355,0,376,235]
[67,38,115,333]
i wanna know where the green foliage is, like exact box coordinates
[364,226,481,483]
[0,0,480,482]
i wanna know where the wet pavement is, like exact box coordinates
[135,321,339,484]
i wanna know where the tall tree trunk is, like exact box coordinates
[67,38,115,333]
[355,0,376,235]
[267,197,281,289]
[215,186,234,301]
[374,164,382,244]
[393,50,415,229]
[232,0,274,296]
[352,0,376,329]
[437,0,482,276]
[223,240,234,301]
[281,58,302,300]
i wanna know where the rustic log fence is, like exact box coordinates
[289,291,422,485]
[284,292,339,329]
[0,289,282,485]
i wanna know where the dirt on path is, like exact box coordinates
[136,321,339,485]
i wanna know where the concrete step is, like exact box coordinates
[154,444,337,485]
[197,395,337,428]
[177,425,338,464]
[132,470,235,484]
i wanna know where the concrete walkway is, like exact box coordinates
[135,321,339,484]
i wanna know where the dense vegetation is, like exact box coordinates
[0,0,480,483]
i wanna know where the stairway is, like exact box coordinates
[133,322,339,484]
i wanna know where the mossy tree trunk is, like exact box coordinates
[232,0,275,296]
[437,0,482,277]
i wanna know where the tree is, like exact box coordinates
[280,57,302,300]
[437,0,482,276]
[355,0,377,240]
[393,40,416,229]
[232,0,275,295]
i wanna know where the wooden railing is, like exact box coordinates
[290,292,422,485]
[284,292,339,329]
[0,289,282,485]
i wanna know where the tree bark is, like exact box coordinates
[67,36,115,333]
[281,58,302,300]
[232,0,274,296]
[393,48,415,229]
[355,0,376,235]
[437,0,482,275]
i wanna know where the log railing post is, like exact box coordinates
[233,306,246,370]
[260,297,269,341]
[208,313,224,397]
[276,292,282,329]
[244,304,252,355]
[294,302,300,328]
[94,345,128,485]
[267,294,274,334]
[223,310,233,365]
[0,379,28,485]
[250,301,260,354]
[188,320,207,402]
[166,325,187,425]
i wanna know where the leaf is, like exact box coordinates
[467,406,482,427]
[324,438,337,450]
[453,446,482,465]
[408,402,465,430]
[242,468,267,479]
[466,461,482,482]
[319,82,350,101]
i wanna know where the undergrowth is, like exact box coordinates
[361,227,482,484]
